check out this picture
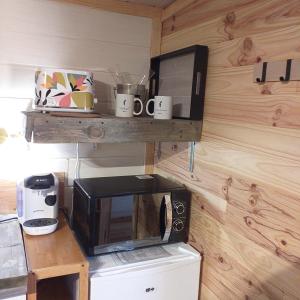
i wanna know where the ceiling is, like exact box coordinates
[119,0,176,8]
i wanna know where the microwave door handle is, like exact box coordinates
[162,194,173,242]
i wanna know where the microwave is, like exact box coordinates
[72,174,190,256]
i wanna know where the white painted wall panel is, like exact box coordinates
[68,158,145,185]
[0,0,150,202]
[2,0,151,47]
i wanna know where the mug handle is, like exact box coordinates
[133,98,143,116]
[146,99,155,116]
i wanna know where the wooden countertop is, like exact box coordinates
[23,213,88,279]
[23,213,89,300]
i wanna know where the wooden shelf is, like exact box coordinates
[24,111,202,143]
[23,213,88,300]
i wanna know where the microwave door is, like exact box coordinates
[160,194,173,242]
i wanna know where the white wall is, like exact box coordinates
[0,0,152,213]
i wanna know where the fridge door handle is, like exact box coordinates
[162,194,173,242]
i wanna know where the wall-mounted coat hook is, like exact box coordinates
[279,59,292,82]
[254,58,300,83]
[256,62,268,83]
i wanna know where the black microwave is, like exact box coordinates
[72,174,190,256]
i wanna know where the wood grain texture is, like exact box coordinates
[162,0,255,35]
[156,138,300,195]
[145,142,155,174]
[203,118,300,162]
[208,25,300,68]
[190,205,300,299]
[150,16,162,56]
[161,0,196,21]
[157,1,300,298]
[205,65,300,96]
[161,0,300,53]
[53,0,162,18]
[24,214,89,299]
[25,112,202,143]
[0,180,16,213]
[205,94,300,129]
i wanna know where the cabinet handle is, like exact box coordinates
[195,72,201,95]
[151,79,156,95]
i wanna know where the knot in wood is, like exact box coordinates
[244,216,252,226]
[261,85,272,95]
[243,37,253,51]
[227,177,233,186]
[281,240,287,246]
[250,183,257,192]
[224,12,236,25]
[249,195,257,207]
[87,126,104,139]
[275,108,282,118]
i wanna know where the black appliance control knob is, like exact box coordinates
[174,201,185,215]
[173,219,184,232]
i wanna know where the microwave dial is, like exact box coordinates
[174,201,185,215]
[173,219,184,232]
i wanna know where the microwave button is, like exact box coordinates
[174,201,185,215]
[173,219,184,232]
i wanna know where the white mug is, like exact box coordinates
[115,93,143,117]
[146,96,173,120]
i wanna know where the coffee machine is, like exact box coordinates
[17,173,59,235]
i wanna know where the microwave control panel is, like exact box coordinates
[169,190,190,242]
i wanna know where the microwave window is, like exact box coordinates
[96,194,163,245]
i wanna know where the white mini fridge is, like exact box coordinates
[89,243,201,300]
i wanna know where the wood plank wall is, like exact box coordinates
[155,1,300,299]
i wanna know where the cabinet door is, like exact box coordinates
[90,259,200,300]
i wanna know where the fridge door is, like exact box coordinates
[90,256,200,300]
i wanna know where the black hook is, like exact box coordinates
[256,62,268,83]
[280,59,292,82]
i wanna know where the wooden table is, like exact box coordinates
[23,214,89,300]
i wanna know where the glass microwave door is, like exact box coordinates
[95,193,172,253]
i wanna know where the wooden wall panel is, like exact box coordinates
[203,119,300,161]
[208,25,300,68]
[157,0,300,298]
[161,0,300,53]
[205,94,300,129]
[162,0,254,34]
